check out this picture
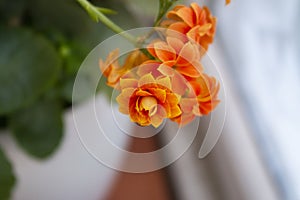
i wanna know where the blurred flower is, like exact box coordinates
[190,73,220,115]
[161,3,216,51]
[99,49,148,88]
[226,0,231,5]
[172,73,220,125]
[171,97,200,125]
[116,73,181,127]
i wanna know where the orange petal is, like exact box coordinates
[122,50,149,71]
[156,76,172,90]
[171,73,188,95]
[150,114,164,128]
[116,88,135,114]
[180,98,197,113]
[137,61,161,77]
[190,3,202,25]
[158,64,175,77]
[154,42,176,62]
[191,61,204,72]
[178,113,196,125]
[188,80,201,96]
[157,104,168,118]
[199,7,207,24]
[192,104,202,116]
[177,42,197,66]
[138,73,156,87]
[99,50,120,78]
[140,96,157,110]
[136,89,152,97]
[148,88,166,103]
[160,19,174,27]
[147,42,157,58]
[168,22,190,35]
[165,93,180,106]
[166,5,185,20]
[163,60,177,67]
[99,59,109,76]
[175,6,195,27]
[166,37,185,54]
[176,65,201,78]
[169,104,182,118]
[119,78,138,90]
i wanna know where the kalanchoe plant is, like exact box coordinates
[0,0,230,199]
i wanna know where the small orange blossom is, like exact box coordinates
[116,73,181,127]
[161,3,216,51]
[99,49,148,88]
[147,37,203,78]
[171,73,220,125]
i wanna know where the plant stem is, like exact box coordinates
[76,0,137,44]
[154,0,178,26]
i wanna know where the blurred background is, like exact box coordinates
[0,0,299,199]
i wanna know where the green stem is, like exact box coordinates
[154,0,178,26]
[76,0,137,44]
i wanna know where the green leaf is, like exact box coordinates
[0,27,61,115]
[9,99,63,158]
[0,147,16,200]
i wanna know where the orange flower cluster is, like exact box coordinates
[100,3,221,127]
[161,2,216,51]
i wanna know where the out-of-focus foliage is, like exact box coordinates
[10,98,63,158]
[0,147,15,200]
[0,0,143,199]
[0,27,61,115]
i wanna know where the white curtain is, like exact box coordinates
[210,0,300,199]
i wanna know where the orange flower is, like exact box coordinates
[171,97,200,125]
[137,61,190,96]
[190,73,220,115]
[172,73,220,125]
[147,37,203,78]
[116,73,181,127]
[161,3,216,51]
[99,49,148,88]
[226,0,231,5]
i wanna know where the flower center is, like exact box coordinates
[140,96,158,116]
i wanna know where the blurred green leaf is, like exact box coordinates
[59,41,88,102]
[28,0,90,36]
[0,116,7,130]
[9,99,63,158]
[0,147,16,200]
[0,27,61,115]
[0,0,26,24]
[61,42,87,75]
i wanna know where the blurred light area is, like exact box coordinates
[0,96,126,200]
[210,0,300,199]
